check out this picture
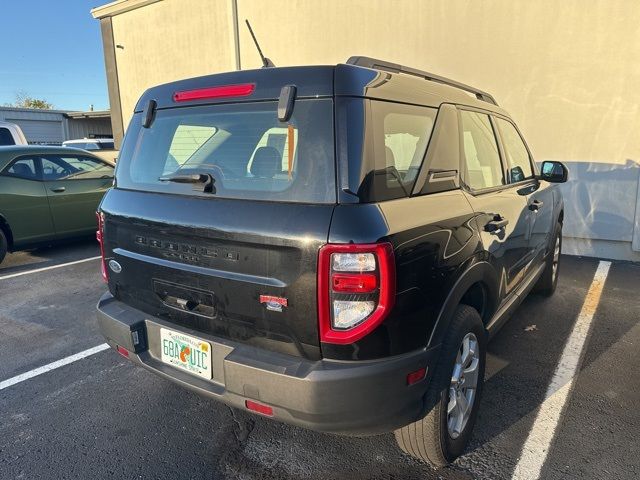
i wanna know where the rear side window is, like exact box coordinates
[4,158,38,180]
[495,118,533,183]
[339,98,437,202]
[42,155,114,180]
[116,99,335,204]
[380,103,435,190]
[460,111,504,191]
[0,128,15,146]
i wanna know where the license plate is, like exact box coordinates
[160,328,212,380]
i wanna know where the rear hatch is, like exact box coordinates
[100,72,336,360]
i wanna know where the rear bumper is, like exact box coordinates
[97,292,440,435]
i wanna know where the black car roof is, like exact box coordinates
[134,62,509,117]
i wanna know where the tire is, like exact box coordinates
[534,222,562,296]
[0,228,7,265]
[394,305,486,467]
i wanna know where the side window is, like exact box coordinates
[495,118,533,183]
[460,111,504,190]
[42,155,114,180]
[0,128,16,146]
[372,101,437,192]
[4,157,39,180]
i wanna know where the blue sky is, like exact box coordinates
[0,0,108,111]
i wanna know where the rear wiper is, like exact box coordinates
[159,173,216,193]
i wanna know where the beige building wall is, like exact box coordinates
[95,0,640,166]
[93,0,640,260]
[236,0,640,167]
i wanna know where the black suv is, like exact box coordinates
[96,57,567,466]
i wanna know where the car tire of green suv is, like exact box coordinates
[394,305,486,467]
[0,228,7,265]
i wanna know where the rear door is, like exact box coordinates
[458,109,531,299]
[42,154,114,237]
[493,116,554,265]
[0,156,55,245]
[101,98,336,360]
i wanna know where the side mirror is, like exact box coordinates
[539,161,568,183]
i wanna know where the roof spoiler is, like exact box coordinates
[346,56,498,106]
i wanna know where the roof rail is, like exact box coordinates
[346,56,498,106]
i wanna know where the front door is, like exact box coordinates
[458,109,532,300]
[493,116,555,265]
[41,154,114,238]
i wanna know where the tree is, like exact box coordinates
[6,91,54,110]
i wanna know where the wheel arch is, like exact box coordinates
[427,260,499,347]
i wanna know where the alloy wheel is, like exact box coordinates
[447,332,480,439]
[552,235,561,281]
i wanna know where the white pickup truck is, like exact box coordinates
[62,138,118,163]
[0,121,28,146]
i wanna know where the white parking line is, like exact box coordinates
[0,343,110,391]
[512,260,611,480]
[0,256,101,281]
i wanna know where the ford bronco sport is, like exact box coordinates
[96,56,567,466]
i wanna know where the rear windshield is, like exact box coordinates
[116,99,336,204]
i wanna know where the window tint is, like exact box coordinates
[117,99,335,204]
[495,118,533,183]
[460,111,504,190]
[42,155,114,180]
[377,102,436,191]
[5,158,38,180]
[339,99,437,202]
[0,128,15,146]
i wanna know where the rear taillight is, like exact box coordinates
[96,211,108,283]
[318,243,395,344]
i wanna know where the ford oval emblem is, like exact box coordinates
[108,259,122,274]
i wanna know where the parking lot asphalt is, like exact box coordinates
[0,241,638,480]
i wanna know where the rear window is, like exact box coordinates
[116,99,335,204]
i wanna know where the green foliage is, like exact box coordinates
[5,91,54,110]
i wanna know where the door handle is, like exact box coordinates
[484,215,509,233]
[529,200,544,212]
[50,187,66,193]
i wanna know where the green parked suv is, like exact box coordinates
[0,145,114,264]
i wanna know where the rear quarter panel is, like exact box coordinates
[325,190,481,360]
